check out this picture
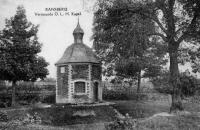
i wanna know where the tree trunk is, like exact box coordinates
[137,70,141,93]
[169,46,183,112]
[11,81,16,107]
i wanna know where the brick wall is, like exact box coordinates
[57,65,69,98]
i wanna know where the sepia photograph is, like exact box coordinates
[0,0,200,129]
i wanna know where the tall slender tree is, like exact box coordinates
[0,6,49,106]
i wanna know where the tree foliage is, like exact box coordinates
[93,0,200,111]
[0,6,49,82]
[0,6,49,106]
[92,0,167,89]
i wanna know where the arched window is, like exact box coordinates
[74,81,86,94]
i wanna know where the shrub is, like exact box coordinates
[0,82,56,107]
[103,88,147,100]
[106,113,137,130]
[41,94,55,104]
[0,85,7,92]
[16,92,40,104]
[43,85,56,91]
[152,71,173,94]
[16,82,55,104]
[0,93,12,108]
[22,112,42,125]
[180,74,197,97]
[0,111,8,122]
[152,71,198,97]
[16,83,42,92]
[103,89,129,100]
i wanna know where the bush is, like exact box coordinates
[0,93,12,108]
[0,111,8,122]
[103,88,147,100]
[0,82,56,107]
[16,83,42,92]
[22,112,42,125]
[103,89,129,100]
[180,74,197,97]
[42,85,56,91]
[0,85,7,92]
[106,114,137,130]
[152,71,173,94]
[41,94,55,104]
[16,93,40,104]
[152,71,198,97]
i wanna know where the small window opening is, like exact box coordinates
[75,81,86,94]
[60,67,65,73]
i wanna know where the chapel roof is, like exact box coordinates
[55,20,100,65]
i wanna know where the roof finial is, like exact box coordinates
[76,16,81,28]
[73,17,84,34]
[78,16,80,25]
[73,17,84,44]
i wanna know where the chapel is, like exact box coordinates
[55,20,102,104]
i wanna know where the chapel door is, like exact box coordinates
[94,82,99,101]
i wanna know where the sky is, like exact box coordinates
[0,0,96,78]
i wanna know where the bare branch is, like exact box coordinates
[151,16,168,35]
[149,33,167,42]
[2,38,12,44]
[176,33,186,44]
[175,26,185,35]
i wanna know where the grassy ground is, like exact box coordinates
[113,100,200,118]
[0,104,117,130]
[0,122,108,130]
[29,105,117,126]
[1,95,200,130]
[113,100,170,118]
[3,105,117,126]
[136,113,200,130]
[111,100,200,130]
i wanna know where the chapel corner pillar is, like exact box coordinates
[88,64,93,100]
[55,66,59,103]
[68,64,73,101]
[99,82,103,101]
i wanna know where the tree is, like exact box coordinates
[135,0,200,111]
[93,0,200,111]
[95,0,200,111]
[92,0,167,93]
[0,6,49,106]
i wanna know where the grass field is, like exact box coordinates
[113,100,169,118]
[113,100,200,118]
[111,100,200,130]
[1,95,200,130]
